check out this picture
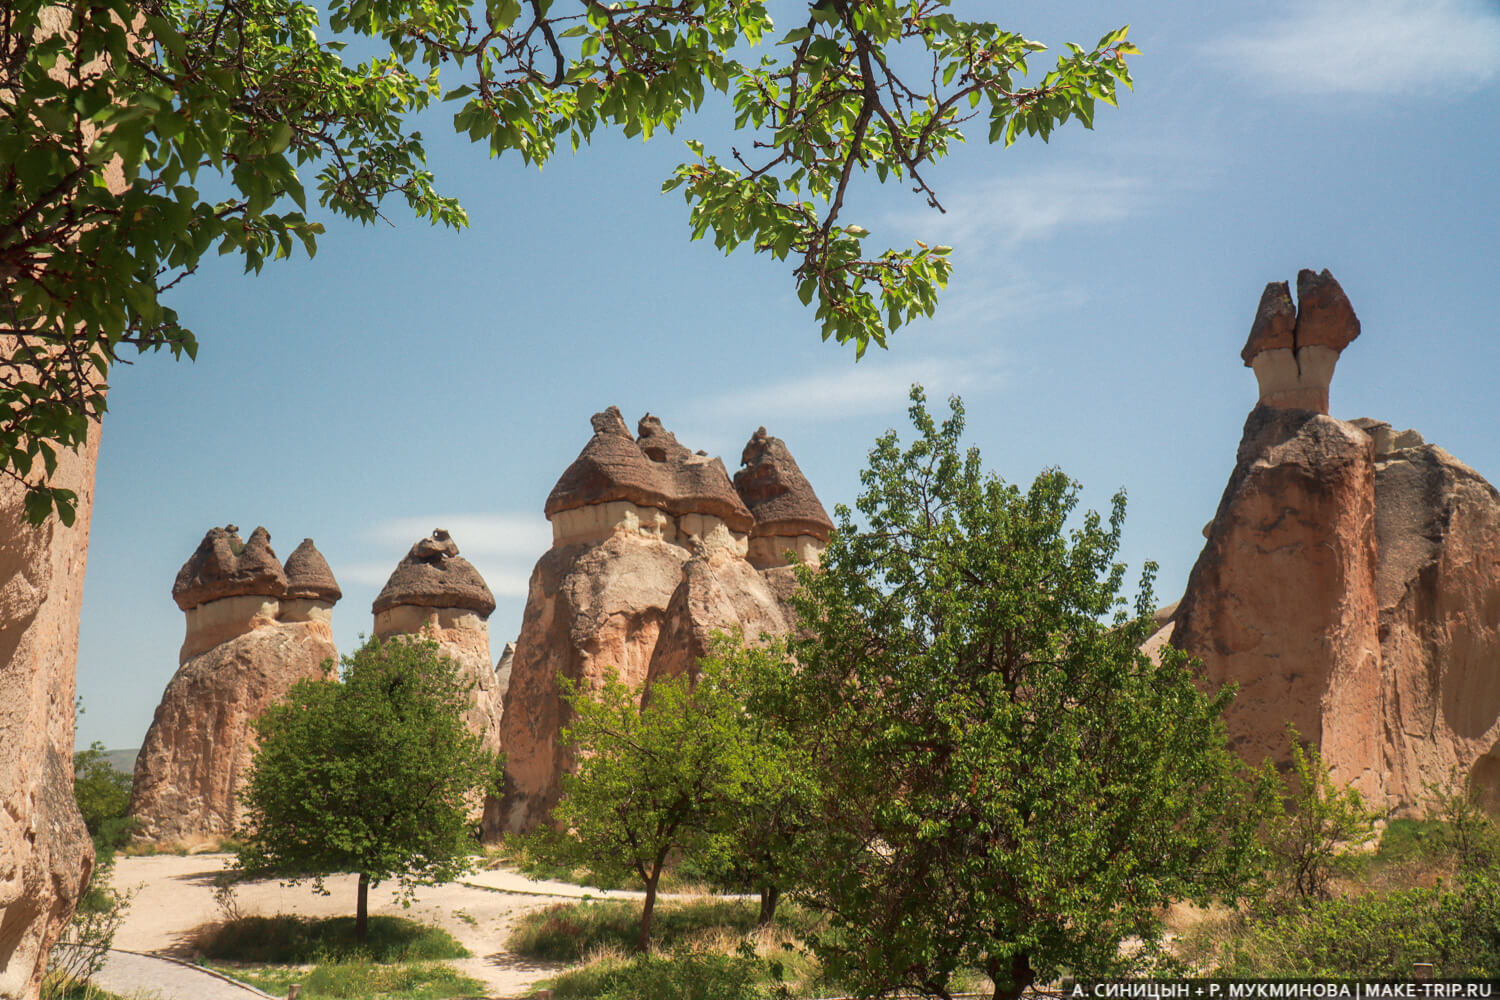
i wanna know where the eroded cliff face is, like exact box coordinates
[1172,271,1500,814]
[128,529,339,846]
[0,421,99,1000]
[1172,406,1386,806]
[495,412,828,835]
[1368,432,1500,810]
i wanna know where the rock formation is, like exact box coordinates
[495,411,831,836]
[1170,270,1500,813]
[0,422,99,1000]
[372,530,503,761]
[128,528,340,844]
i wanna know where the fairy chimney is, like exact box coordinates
[130,528,340,844]
[497,410,831,835]
[1240,268,1361,414]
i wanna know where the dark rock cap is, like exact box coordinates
[283,538,342,603]
[733,428,834,540]
[545,409,754,532]
[1240,281,1296,365]
[172,525,287,611]
[372,530,496,617]
[1294,268,1360,353]
[1241,269,1359,366]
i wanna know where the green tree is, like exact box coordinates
[695,634,813,928]
[72,741,135,853]
[4,0,1137,522]
[1261,725,1377,902]
[780,387,1265,1000]
[234,636,499,941]
[540,665,759,953]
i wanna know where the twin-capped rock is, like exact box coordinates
[495,411,830,835]
[128,527,340,844]
[1170,270,1500,813]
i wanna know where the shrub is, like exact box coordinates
[547,950,775,1000]
[195,914,468,964]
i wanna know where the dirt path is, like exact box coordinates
[107,854,626,999]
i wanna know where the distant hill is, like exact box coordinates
[102,748,138,775]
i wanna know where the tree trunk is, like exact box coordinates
[638,870,660,953]
[990,951,1033,1000]
[355,872,370,942]
[757,884,780,927]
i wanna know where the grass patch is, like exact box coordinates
[196,915,468,964]
[508,897,816,963]
[207,958,484,1000]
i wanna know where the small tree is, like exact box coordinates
[235,637,499,941]
[1426,767,1500,873]
[541,665,757,952]
[73,741,135,854]
[782,387,1266,1000]
[1260,725,1377,902]
[696,634,815,928]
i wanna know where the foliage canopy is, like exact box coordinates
[778,386,1265,1000]
[3,0,1136,522]
[234,636,499,940]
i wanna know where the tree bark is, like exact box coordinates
[638,870,660,953]
[356,872,370,942]
[757,884,780,927]
[991,951,1033,1000]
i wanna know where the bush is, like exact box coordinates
[1211,870,1500,977]
[196,915,468,964]
[1261,725,1377,901]
[508,899,796,963]
[546,950,775,1000]
[221,958,485,1000]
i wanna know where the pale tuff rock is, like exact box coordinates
[129,531,339,845]
[0,419,99,1000]
[1171,272,1500,814]
[496,411,830,835]
[1241,268,1361,414]
[372,532,503,828]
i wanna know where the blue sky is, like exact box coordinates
[74,0,1500,749]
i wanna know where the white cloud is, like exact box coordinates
[887,169,1149,252]
[688,356,1007,426]
[1216,0,1500,96]
[365,513,551,560]
[355,512,551,598]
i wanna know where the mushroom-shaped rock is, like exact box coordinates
[546,407,678,519]
[734,428,834,568]
[373,531,496,617]
[545,409,754,547]
[283,538,342,603]
[172,525,287,611]
[1241,268,1360,415]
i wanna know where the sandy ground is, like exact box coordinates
[107,854,648,999]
